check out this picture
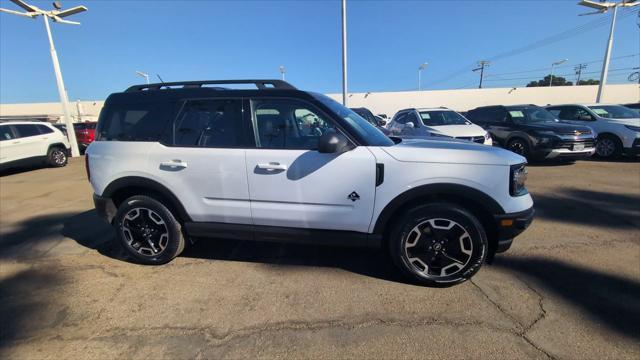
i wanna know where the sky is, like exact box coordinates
[0,0,638,103]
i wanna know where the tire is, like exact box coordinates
[595,135,622,159]
[47,146,68,167]
[388,202,488,286]
[113,195,185,265]
[507,138,530,159]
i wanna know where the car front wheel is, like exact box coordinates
[114,195,185,264]
[595,135,622,159]
[389,202,488,286]
[47,146,68,167]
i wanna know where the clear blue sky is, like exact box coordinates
[0,0,638,103]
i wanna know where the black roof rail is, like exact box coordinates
[125,79,297,92]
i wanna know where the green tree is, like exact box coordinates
[577,79,600,85]
[526,75,573,87]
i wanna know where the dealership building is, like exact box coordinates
[0,84,638,124]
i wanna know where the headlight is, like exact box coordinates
[625,125,640,132]
[510,163,528,196]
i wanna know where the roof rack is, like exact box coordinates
[125,79,297,92]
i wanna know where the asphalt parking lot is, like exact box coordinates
[0,157,639,359]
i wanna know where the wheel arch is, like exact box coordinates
[47,142,68,152]
[103,176,192,223]
[373,183,504,258]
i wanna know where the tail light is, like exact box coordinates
[85,155,91,181]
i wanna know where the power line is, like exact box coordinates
[430,8,638,87]
[482,67,636,82]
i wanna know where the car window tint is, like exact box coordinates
[0,126,14,141]
[174,99,244,148]
[37,125,54,134]
[13,124,41,138]
[395,113,408,124]
[97,102,175,142]
[252,99,337,150]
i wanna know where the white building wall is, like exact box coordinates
[0,84,637,122]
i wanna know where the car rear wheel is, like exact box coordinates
[388,202,488,286]
[595,135,622,159]
[47,146,68,167]
[114,195,185,264]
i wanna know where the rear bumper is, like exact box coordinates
[493,207,534,253]
[93,193,117,224]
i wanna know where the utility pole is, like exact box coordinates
[418,62,428,91]
[341,0,348,106]
[472,61,490,89]
[0,0,88,158]
[574,64,588,85]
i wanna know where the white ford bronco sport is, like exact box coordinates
[87,80,534,286]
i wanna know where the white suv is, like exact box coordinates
[86,80,534,286]
[388,108,492,145]
[546,104,640,158]
[0,121,70,170]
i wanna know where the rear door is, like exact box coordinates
[11,124,46,159]
[244,97,377,233]
[146,98,253,224]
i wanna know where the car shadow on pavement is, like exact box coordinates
[494,256,640,341]
[531,188,639,230]
[0,268,64,352]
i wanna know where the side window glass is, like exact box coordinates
[406,112,419,126]
[253,99,336,150]
[37,125,54,134]
[13,124,41,138]
[395,113,408,124]
[174,99,244,148]
[0,126,14,141]
[98,102,175,142]
[548,108,562,118]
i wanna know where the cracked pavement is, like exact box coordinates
[1,158,639,359]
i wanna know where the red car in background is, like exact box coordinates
[74,122,97,150]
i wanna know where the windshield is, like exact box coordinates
[588,105,638,119]
[508,107,557,123]
[311,93,394,146]
[419,110,470,126]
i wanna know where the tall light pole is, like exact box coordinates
[136,71,150,84]
[0,0,87,157]
[578,0,639,102]
[279,65,286,81]
[549,59,568,87]
[341,0,348,106]
[418,62,428,91]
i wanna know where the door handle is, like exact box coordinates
[160,160,188,170]
[257,162,287,171]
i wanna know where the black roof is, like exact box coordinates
[125,79,296,92]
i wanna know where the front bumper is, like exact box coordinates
[544,147,596,159]
[93,193,117,224]
[493,207,534,253]
[624,138,640,156]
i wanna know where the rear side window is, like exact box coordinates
[0,125,14,141]
[97,102,175,141]
[13,124,41,138]
[173,99,244,148]
[37,125,54,134]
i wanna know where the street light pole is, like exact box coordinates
[341,0,348,106]
[136,71,150,84]
[549,59,568,87]
[279,65,286,81]
[577,1,639,102]
[596,5,618,102]
[418,62,428,91]
[0,0,88,158]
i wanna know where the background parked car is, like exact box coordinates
[0,121,70,170]
[466,104,596,161]
[350,107,391,135]
[388,108,492,145]
[74,121,97,150]
[623,103,640,112]
[546,104,640,158]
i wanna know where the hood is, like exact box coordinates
[425,123,486,138]
[382,138,525,166]
[522,121,593,134]
[597,117,640,127]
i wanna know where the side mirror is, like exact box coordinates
[405,122,415,128]
[318,131,351,154]
[378,120,387,126]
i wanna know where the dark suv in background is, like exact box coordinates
[350,107,390,135]
[466,104,596,160]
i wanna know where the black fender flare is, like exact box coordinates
[102,176,192,222]
[372,183,505,235]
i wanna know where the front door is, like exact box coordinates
[245,98,377,233]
